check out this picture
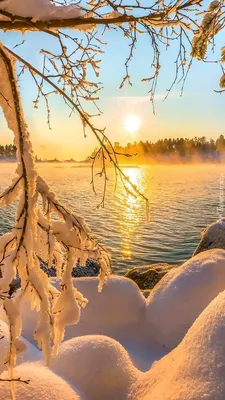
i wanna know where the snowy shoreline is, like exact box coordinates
[1,221,225,399]
[2,248,225,399]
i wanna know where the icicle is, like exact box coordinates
[52,248,88,355]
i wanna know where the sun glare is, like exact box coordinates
[124,114,141,134]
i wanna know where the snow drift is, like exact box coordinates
[50,335,138,400]
[146,248,225,349]
[0,363,80,400]
[0,317,41,374]
[193,218,225,256]
[1,249,225,399]
[19,275,154,370]
[132,288,225,400]
[3,249,225,372]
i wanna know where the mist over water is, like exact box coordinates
[0,163,224,274]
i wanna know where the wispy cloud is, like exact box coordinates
[115,96,150,104]
[113,91,198,104]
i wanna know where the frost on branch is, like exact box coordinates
[189,1,225,91]
[0,42,111,385]
[220,74,225,88]
[221,47,225,63]
[0,0,82,22]
[191,1,221,61]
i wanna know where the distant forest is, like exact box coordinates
[2,135,225,163]
[0,144,17,160]
[90,135,225,164]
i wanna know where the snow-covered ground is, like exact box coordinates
[1,248,225,399]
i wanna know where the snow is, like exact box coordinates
[0,43,48,382]
[49,335,138,400]
[146,248,225,349]
[1,2,225,397]
[19,275,158,370]
[0,320,9,373]
[51,275,146,334]
[0,43,111,375]
[0,363,80,400]
[0,0,82,22]
[15,250,225,371]
[132,288,225,400]
[17,338,41,365]
[193,218,225,255]
[20,275,146,342]
[0,317,40,373]
[1,249,225,398]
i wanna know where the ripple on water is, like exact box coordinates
[0,163,224,274]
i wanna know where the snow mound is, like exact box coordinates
[193,218,225,255]
[0,306,41,365]
[50,335,138,400]
[146,249,225,349]
[0,319,9,373]
[20,276,162,371]
[0,363,79,400]
[132,288,225,400]
[21,275,146,343]
[17,338,42,364]
[3,252,225,399]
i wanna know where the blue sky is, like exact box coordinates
[0,21,225,160]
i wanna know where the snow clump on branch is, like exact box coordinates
[0,0,82,22]
[0,42,111,396]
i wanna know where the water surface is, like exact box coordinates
[0,163,224,274]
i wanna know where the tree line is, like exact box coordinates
[3,136,225,163]
[89,135,225,164]
[0,144,17,159]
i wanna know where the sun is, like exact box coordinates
[124,114,141,134]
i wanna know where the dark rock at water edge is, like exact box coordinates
[132,218,225,294]
[73,259,101,277]
[142,289,151,298]
[39,258,101,278]
[125,263,180,291]
[9,258,102,294]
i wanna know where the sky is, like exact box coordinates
[0,16,225,160]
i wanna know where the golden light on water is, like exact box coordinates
[124,114,141,134]
[118,168,143,259]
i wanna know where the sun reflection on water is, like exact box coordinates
[0,163,223,273]
[117,167,146,259]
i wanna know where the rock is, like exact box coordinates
[126,219,225,292]
[8,258,104,294]
[125,263,180,290]
[142,289,151,298]
[72,258,101,277]
[39,259,56,277]
[40,258,102,277]
[9,278,21,295]
[193,218,225,256]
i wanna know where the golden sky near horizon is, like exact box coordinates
[1,20,225,161]
[1,92,223,161]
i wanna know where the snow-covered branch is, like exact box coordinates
[0,0,83,23]
[0,0,200,31]
[0,42,111,396]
